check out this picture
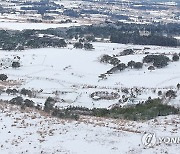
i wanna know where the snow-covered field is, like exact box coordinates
[0,0,179,153]
[0,102,180,154]
[0,21,84,30]
[1,42,180,108]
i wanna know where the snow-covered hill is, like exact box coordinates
[0,102,180,154]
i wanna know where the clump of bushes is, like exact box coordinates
[73,42,94,50]
[21,88,33,97]
[12,62,20,68]
[0,74,8,81]
[133,62,143,69]
[24,99,35,108]
[43,97,79,120]
[52,108,79,120]
[92,98,179,120]
[118,49,134,56]
[107,63,126,74]
[6,88,18,95]
[44,97,56,112]
[100,54,120,66]
[127,61,143,69]
[172,54,179,61]
[143,55,170,68]
[165,90,176,98]
[10,96,23,106]
[50,98,179,121]
[9,96,35,109]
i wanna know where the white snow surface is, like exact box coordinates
[1,42,180,108]
[0,22,83,30]
[0,102,180,154]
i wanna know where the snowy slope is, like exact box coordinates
[0,102,180,154]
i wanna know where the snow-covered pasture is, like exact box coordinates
[0,42,180,108]
[0,21,82,30]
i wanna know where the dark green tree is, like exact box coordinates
[134,62,143,69]
[12,62,20,68]
[172,54,179,61]
[127,60,136,68]
[0,74,8,81]
[84,43,94,50]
